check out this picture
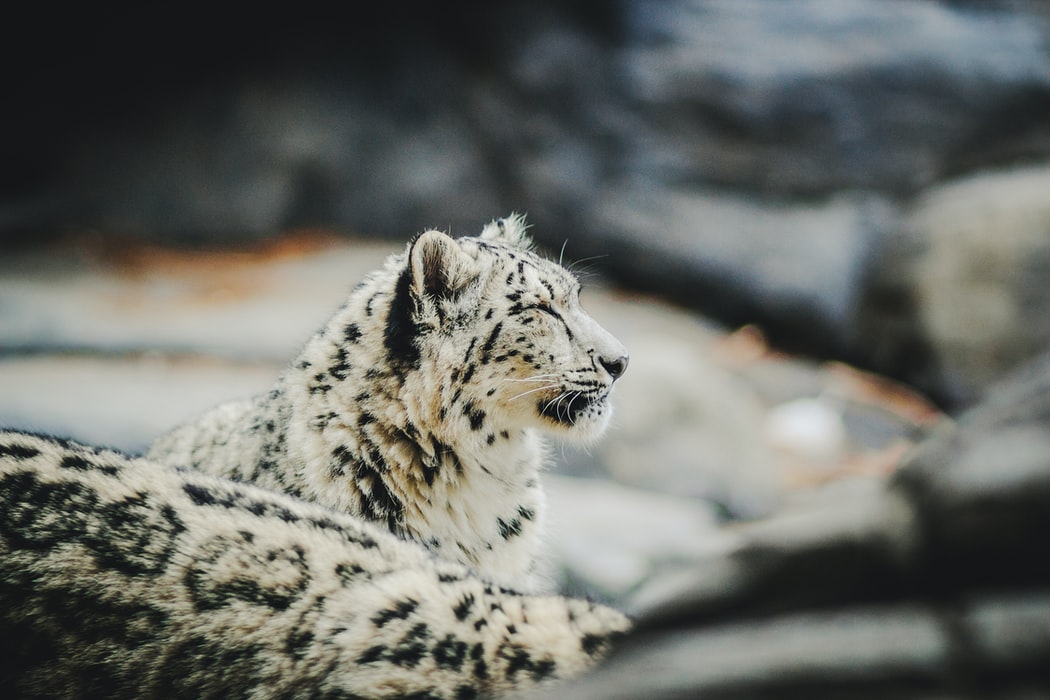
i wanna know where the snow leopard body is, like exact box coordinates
[148,215,629,590]
[0,430,630,698]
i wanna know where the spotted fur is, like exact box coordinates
[0,430,630,698]
[148,215,629,590]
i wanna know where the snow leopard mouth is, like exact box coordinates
[537,390,608,426]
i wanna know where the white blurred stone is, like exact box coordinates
[764,397,847,466]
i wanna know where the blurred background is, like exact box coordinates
[3,0,1050,615]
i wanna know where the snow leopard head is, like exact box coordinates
[388,214,628,442]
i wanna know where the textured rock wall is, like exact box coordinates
[5,1,1050,406]
[540,351,1050,699]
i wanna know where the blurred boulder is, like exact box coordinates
[542,350,1050,699]
[615,0,1050,196]
[855,164,1050,408]
[586,187,893,358]
[554,293,782,520]
[6,2,1050,382]
[544,474,729,602]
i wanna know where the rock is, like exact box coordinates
[855,164,1050,408]
[0,355,277,453]
[763,397,848,468]
[552,292,782,520]
[544,475,728,603]
[692,326,937,505]
[552,605,951,699]
[5,1,1050,391]
[967,594,1050,676]
[889,350,1050,590]
[618,0,1050,196]
[541,350,1050,698]
[583,187,894,359]
[0,236,394,359]
[626,487,906,626]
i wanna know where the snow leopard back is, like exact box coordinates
[0,430,629,699]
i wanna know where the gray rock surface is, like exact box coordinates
[0,355,276,453]
[619,0,1050,196]
[0,237,392,360]
[545,474,728,602]
[555,293,781,520]
[590,187,892,358]
[543,351,1050,699]
[856,164,1050,408]
[5,1,1050,405]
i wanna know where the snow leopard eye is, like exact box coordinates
[531,301,559,318]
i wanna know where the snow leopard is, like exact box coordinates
[148,215,629,590]
[0,430,630,699]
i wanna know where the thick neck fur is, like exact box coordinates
[272,261,547,588]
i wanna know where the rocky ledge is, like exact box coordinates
[6,0,1050,409]
[543,351,1050,699]
[7,232,1047,696]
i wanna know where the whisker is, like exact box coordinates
[568,254,609,267]
[509,384,561,402]
[566,391,581,425]
[540,393,563,413]
[544,390,575,423]
[499,374,561,384]
[566,255,609,277]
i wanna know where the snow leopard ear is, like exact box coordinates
[479,213,533,250]
[409,230,479,300]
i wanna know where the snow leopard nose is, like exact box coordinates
[600,354,629,381]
